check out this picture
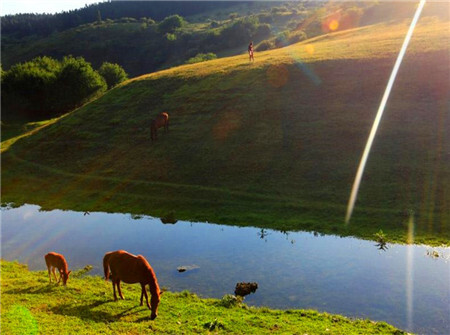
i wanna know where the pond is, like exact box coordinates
[1,204,449,334]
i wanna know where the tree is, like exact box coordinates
[220,17,261,47]
[158,15,185,34]
[1,56,61,118]
[98,62,128,89]
[1,55,107,120]
[55,56,106,110]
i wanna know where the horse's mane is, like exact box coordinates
[138,255,160,295]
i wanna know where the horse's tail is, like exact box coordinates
[103,253,111,281]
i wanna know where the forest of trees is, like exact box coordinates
[2,14,274,76]
[2,1,410,121]
[1,56,127,120]
[1,1,242,38]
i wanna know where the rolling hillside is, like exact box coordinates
[2,17,449,245]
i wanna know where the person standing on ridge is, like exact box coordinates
[248,41,254,62]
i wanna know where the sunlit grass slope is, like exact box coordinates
[1,115,67,153]
[2,19,449,245]
[0,261,406,334]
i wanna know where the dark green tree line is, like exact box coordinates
[1,56,127,120]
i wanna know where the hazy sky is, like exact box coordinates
[1,0,103,16]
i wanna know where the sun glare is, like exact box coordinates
[266,64,289,88]
[305,44,315,55]
[329,19,339,31]
[345,0,427,224]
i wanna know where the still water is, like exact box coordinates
[1,204,449,334]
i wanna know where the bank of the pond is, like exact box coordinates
[1,261,405,334]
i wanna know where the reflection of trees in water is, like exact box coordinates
[374,230,388,251]
[280,230,295,245]
[258,228,269,241]
[426,250,441,259]
[375,241,388,251]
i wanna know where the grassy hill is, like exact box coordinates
[2,17,449,245]
[3,2,448,77]
[0,1,317,77]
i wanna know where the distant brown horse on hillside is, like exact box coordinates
[150,112,169,142]
[103,250,161,320]
[44,252,71,285]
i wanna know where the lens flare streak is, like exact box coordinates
[345,0,427,223]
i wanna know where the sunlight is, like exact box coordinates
[328,19,339,32]
[345,0,427,224]
[0,115,67,153]
[305,44,315,55]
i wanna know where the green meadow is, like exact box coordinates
[2,19,449,246]
[1,261,406,334]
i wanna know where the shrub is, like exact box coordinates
[158,14,185,33]
[255,39,274,51]
[217,294,243,308]
[185,53,217,64]
[210,20,220,28]
[165,33,176,41]
[271,7,286,14]
[98,62,128,89]
[274,31,290,47]
[374,230,387,244]
[287,30,307,44]
[118,17,137,23]
[257,13,273,24]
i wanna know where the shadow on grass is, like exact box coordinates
[3,284,61,295]
[135,315,153,323]
[50,301,146,323]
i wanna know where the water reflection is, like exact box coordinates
[1,204,449,335]
[374,229,389,251]
[160,211,178,224]
[257,228,270,241]
[375,241,389,251]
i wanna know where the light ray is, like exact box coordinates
[345,0,427,223]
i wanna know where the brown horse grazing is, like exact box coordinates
[103,250,161,320]
[44,252,71,285]
[150,112,169,142]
